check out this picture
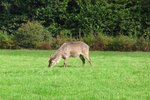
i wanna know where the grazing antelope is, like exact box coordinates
[48,41,91,67]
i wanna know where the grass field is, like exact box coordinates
[0,50,150,100]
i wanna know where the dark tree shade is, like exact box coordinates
[0,0,149,38]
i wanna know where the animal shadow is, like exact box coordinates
[56,65,78,68]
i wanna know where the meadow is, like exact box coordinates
[0,50,150,100]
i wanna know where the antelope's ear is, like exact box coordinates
[49,54,52,61]
[50,54,54,58]
[49,54,52,57]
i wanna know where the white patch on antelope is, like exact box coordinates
[48,41,91,67]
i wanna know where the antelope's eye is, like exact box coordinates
[51,61,54,63]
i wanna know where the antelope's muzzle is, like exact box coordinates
[48,62,51,67]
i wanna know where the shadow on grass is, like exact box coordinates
[57,65,73,68]
[56,65,85,68]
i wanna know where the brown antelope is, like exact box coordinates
[48,41,91,67]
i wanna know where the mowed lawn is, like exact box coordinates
[0,50,150,100]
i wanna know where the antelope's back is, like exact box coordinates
[57,41,89,53]
[61,41,89,54]
[69,41,88,48]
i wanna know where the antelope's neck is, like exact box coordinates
[53,52,61,62]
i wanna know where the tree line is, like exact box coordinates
[0,0,150,50]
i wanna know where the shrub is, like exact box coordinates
[0,30,14,49]
[44,34,150,51]
[37,42,51,50]
[83,34,113,50]
[82,34,96,49]
[96,34,113,50]
[51,36,76,49]
[111,35,136,51]
[134,37,150,51]
[15,21,52,48]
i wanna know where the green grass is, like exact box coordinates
[0,50,150,100]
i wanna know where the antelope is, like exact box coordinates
[48,41,91,67]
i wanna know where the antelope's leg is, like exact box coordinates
[84,55,92,65]
[79,55,85,65]
[64,59,67,67]
[62,55,67,67]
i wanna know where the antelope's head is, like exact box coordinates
[48,55,57,67]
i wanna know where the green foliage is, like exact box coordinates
[15,21,51,48]
[0,0,150,51]
[51,36,76,49]
[142,0,150,37]
[37,42,51,50]
[0,30,14,49]
[135,37,150,51]
[111,35,136,51]
[0,0,144,37]
[83,34,150,51]
[77,0,142,36]
[83,34,113,50]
